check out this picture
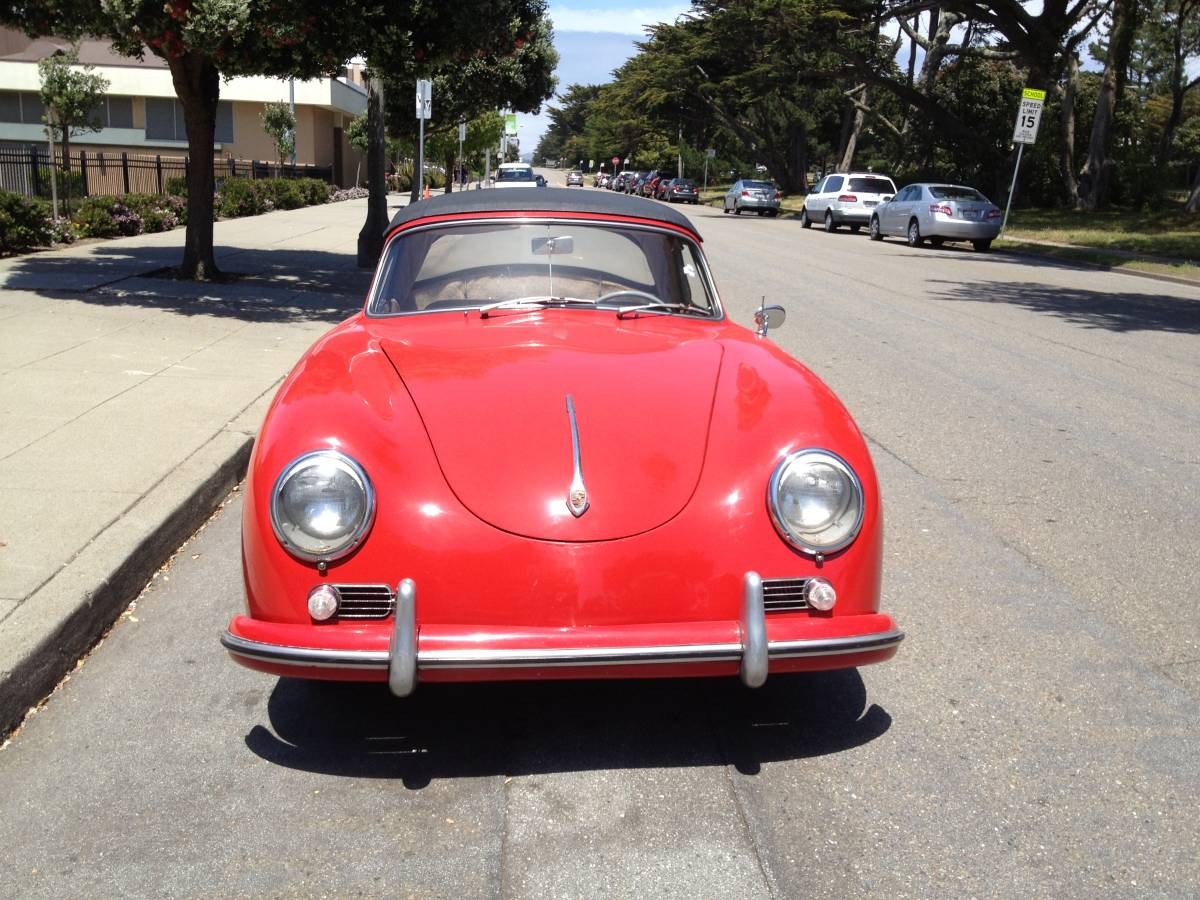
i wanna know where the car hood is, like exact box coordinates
[378,315,723,541]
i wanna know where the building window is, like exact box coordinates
[145,98,233,143]
[105,96,133,129]
[0,92,19,123]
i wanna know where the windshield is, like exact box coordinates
[674,180,696,188]
[928,185,987,201]
[848,177,896,194]
[369,222,718,316]
[497,167,535,182]
[743,180,774,190]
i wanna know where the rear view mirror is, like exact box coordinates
[532,236,574,256]
[754,304,786,336]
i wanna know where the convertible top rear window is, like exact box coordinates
[369,222,717,316]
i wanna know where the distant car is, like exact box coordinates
[640,170,669,197]
[870,183,1002,251]
[801,173,896,232]
[222,188,903,696]
[627,172,649,195]
[611,171,635,191]
[723,179,781,216]
[494,162,539,189]
[660,178,699,204]
[566,171,584,187]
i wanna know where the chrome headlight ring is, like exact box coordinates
[767,448,865,557]
[270,449,376,564]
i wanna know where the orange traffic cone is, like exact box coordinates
[423,184,431,199]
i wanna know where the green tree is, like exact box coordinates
[3,0,549,279]
[381,15,557,199]
[259,100,295,174]
[37,43,109,214]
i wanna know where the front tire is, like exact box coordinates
[973,239,993,252]
[800,208,812,228]
[907,219,923,248]
[869,216,882,241]
[824,210,837,232]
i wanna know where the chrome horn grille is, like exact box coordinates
[331,584,395,619]
[761,578,811,612]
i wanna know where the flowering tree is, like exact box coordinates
[2,0,549,279]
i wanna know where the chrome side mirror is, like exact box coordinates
[754,304,786,336]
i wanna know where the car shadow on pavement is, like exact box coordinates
[244,671,892,788]
[930,278,1200,334]
[0,244,370,324]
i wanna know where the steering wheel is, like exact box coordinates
[595,289,665,307]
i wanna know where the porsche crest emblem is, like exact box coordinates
[565,395,590,518]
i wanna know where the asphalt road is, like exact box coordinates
[1,175,1198,898]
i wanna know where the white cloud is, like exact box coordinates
[550,3,692,35]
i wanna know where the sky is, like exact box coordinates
[516,3,692,161]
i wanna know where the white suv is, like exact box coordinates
[802,172,897,233]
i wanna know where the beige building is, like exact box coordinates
[0,29,366,186]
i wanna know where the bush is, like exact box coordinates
[71,196,120,238]
[216,177,265,218]
[297,177,329,205]
[0,190,53,251]
[165,176,188,197]
[262,178,305,210]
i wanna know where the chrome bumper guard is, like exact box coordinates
[221,572,904,697]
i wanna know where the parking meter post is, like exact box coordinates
[1000,142,1024,238]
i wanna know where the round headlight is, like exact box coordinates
[270,450,375,562]
[767,449,864,555]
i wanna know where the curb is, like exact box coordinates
[991,245,1200,291]
[0,430,254,740]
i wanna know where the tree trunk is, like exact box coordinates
[168,52,220,280]
[444,151,455,194]
[838,88,867,172]
[1077,0,1140,209]
[357,77,389,268]
[1057,54,1079,203]
[788,121,809,193]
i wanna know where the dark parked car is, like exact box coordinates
[659,178,699,204]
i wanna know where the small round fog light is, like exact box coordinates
[307,584,341,621]
[805,577,837,611]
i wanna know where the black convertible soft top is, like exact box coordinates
[386,186,702,239]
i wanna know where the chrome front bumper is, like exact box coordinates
[221,572,905,697]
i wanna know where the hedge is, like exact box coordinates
[1,177,352,253]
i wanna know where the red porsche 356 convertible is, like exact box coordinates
[222,188,902,695]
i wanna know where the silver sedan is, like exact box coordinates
[723,179,781,216]
[869,183,1002,251]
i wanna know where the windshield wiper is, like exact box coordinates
[615,302,707,319]
[478,296,597,318]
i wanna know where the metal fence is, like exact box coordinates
[0,146,334,200]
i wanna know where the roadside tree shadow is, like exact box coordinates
[244,670,892,788]
[929,278,1200,334]
[0,243,371,325]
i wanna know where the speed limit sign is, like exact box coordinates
[1012,88,1045,144]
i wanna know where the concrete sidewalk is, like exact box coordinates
[0,195,403,736]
